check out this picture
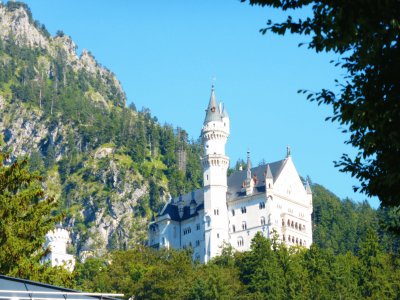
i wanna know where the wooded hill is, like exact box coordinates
[0,1,203,255]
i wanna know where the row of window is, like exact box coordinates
[231,202,265,216]
[231,217,266,232]
[183,227,192,235]
[283,219,306,231]
[283,235,307,246]
[183,240,201,249]
[183,224,201,235]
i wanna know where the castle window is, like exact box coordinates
[282,219,285,226]
[242,221,247,230]
[196,223,200,230]
[283,235,286,241]
[232,225,236,232]
[288,235,291,242]
[295,222,298,230]
[214,209,219,215]
[259,202,265,209]
[237,237,244,247]
[260,216,265,225]
[183,227,192,235]
[241,207,247,214]
[232,209,235,216]
[287,219,290,226]
[291,221,294,228]
[196,240,200,247]
[217,233,220,239]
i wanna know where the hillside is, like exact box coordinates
[0,1,203,256]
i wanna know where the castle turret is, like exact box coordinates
[43,226,75,271]
[201,83,230,262]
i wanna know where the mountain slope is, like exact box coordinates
[0,1,203,256]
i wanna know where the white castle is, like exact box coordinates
[42,226,75,271]
[149,85,313,263]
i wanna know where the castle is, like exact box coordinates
[42,226,75,271]
[148,85,313,263]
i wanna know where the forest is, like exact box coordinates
[1,2,399,299]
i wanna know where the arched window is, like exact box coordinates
[261,216,266,225]
[282,219,285,226]
[291,221,294,228]
[288,235,291,242]
[259,202,265,209]
[237,237,244,247]
[283,234,286,241]
[287,219,290,226]
[242,221,247,230]
[232,225,236,232]
[295,222,298,230]
[296,238,298,244]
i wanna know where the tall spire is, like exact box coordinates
[246,150,252,181]
[204,83,222,124]
[305,180,312,194]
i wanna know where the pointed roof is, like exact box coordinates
[265,164,273,179]
[221,103,229,118]
[305,180,312,194]
[204,84,222,124]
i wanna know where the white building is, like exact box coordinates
[42,226,75,271]
[148,85,313,263]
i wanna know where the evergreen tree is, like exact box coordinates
[0,144,72,286]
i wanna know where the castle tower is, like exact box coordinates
[43,226,75,271]
[201,83,230,262]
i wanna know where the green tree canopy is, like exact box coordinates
[242,0,400,214]
[0,144,72,286]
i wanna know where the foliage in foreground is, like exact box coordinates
[242,0,400,220]
[75,232,400,300]
[0,145,74,287]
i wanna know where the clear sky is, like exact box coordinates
[21,0,378,207]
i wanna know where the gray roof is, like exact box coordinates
[156,159,287,222]
[158,188,205,222]
[0,275,121,299]
[227,159,287,200]
[203,86,223,124]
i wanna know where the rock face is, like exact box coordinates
[0,5,49,49]
[0,2,148,257]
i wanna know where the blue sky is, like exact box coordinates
[21,0,378,207]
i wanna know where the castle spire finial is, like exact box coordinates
[246,149,252,181]
[286,145,291,158]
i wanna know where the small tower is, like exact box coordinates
[265,164,274,198]
[43,225,75,271]
[201,83,230,262]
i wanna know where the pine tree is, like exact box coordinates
[0,144,72,285]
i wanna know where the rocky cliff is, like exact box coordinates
[0,1,203,258]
